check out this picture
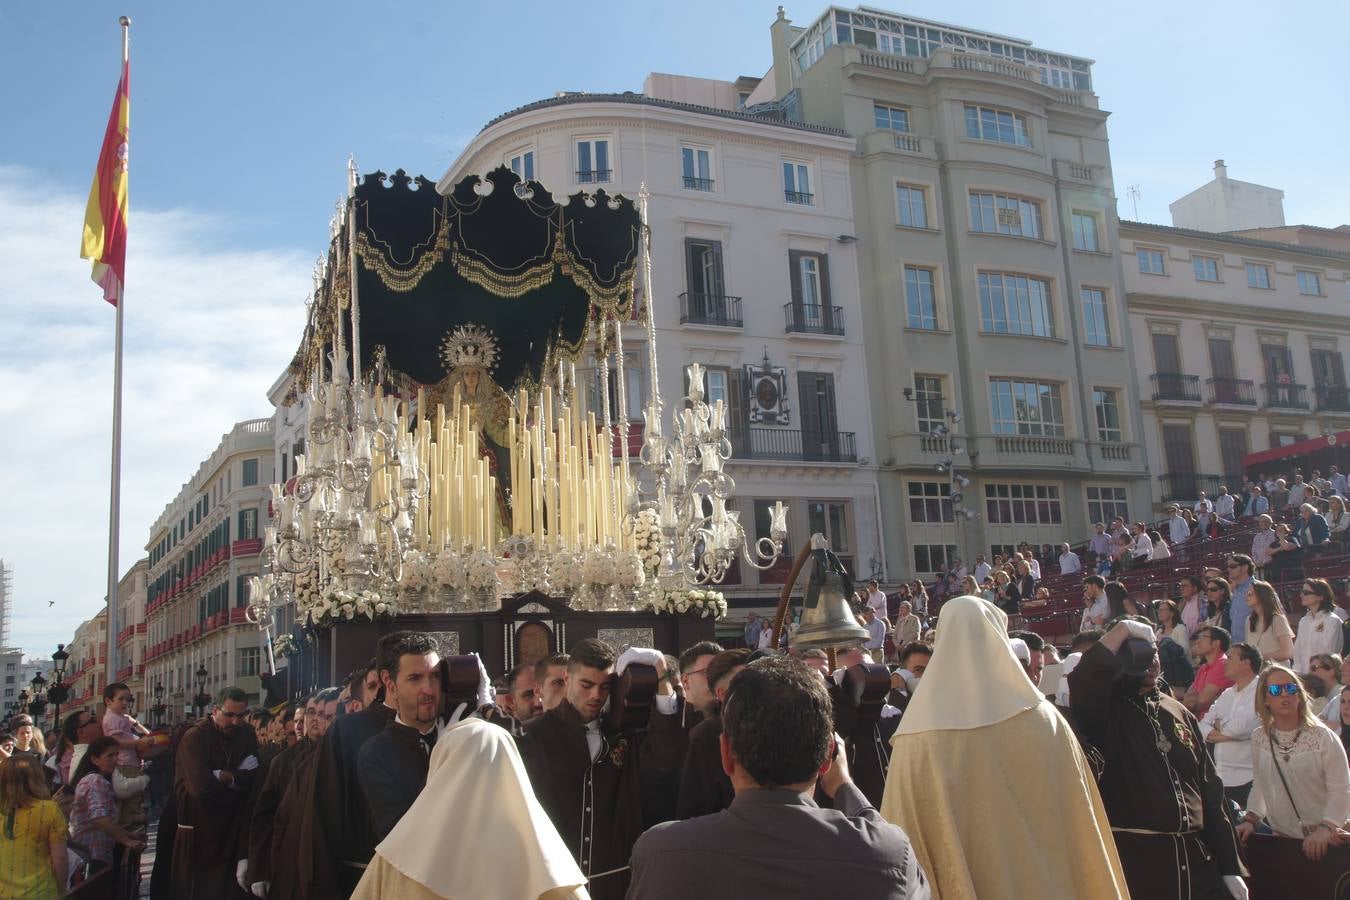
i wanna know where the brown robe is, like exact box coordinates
[675,713,733,819]
[245,738,314,887]
[516,699,682,900]
[269,748,324,900]
[171,717,259,900]
[355,719,433,842]
[300,701,396,899]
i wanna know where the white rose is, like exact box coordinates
[375,601,387,614]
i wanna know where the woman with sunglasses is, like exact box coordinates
[1236,665,1350,861]
[1246,580,1294,666]
[1201,578,1233,635]
[1307,653,1344,725]
[1294,579,1343,676]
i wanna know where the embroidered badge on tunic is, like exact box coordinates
[1173,720,1195,753]
[609,737,629,768]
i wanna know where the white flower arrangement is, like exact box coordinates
[304,588,395,629]
[465,550,499,591]
[399,551,433,592]
[648,588,728,620]
[630,509,664,575]
[549,551,582,593]
[291,567,319,610]
[272,633,300,658]
[432,550,467,590]
[616,550,647,589]
[581,549,616,587]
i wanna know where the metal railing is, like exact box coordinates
[576,169,612,184]
[1206,377,1257,406]
[682,176,715,191]
[730,427,857,463]
[1315,385,1350,412]
[784,189,815,205]
[678,292,742,327]
[1159,473,1223,502]
[1262,382,1309,410]
[784,302,844,335]
[1151,372,1202,402]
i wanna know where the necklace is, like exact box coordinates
[1129,693,1171,754]
[1271,726,1302,763]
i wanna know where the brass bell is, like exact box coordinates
[793,541,868,651]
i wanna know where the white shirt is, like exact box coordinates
[1288,483,1307,508]
[1058,551,1081,575]
[1056,652,1081,706]
[1081,594,1109,631]
[1294,609,1344,674]
[1194,498,1212,514]
[1215,493,1236,518]
[866,589,889,620]
[1027,558,1042,580]
[864,617,887,650]
[1151,538,1172,561]
[1332,472,1347,497]
[974,561,992,583]
[1248,723,1350,836]
[1131,532,1154,560]
[1200,679,1260,787]
[1168,515,1191,545]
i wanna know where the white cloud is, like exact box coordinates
[0,165,310,656]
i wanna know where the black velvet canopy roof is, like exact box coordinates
[293,166,641,394]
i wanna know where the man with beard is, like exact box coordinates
[245,689,338,898]
[499,662,542,734]
[517,638,682,900]
[342,660,380,715]
[171,687,260,900]
[357,633,445,841]
[1069,617,1249,899]
[534,653,569,713]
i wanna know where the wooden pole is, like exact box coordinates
[768,540,813,650]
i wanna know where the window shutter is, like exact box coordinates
[818,254,833,330]
[728,368,749,457]
[788,250,804,310]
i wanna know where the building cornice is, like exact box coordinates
[1121,220,1350,264]
[1128,292,1350,331]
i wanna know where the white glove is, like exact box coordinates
[1119,619,1156,643]
[447,702,471,725]
[236,860,249,891]
[112,769,149,799]
[1223,875,1248,900]
[880,703,901,719]
[830,668,847,687]
[251,880,270,898]
[237,754,260,772]
[615,647,664,675]
[897,669,920,692]
[471,653,493,710]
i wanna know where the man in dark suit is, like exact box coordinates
[627,657,930,899]
[676,648,750,818]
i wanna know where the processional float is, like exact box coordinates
[244,163,838,679]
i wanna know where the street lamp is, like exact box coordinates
[48,645,70,731]
[27,672,46,720]
[152,680,166,726]
[193,665,210,717]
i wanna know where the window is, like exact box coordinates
[506,149,535,191]
[782,161,813,204]
[963,105,1031,146]
[576,138,611,183]
[238,508,258,541]
[1218,428,1250,480]
[807,502,851,552]
[1086,486,1129,525]
[896,184,928,228]
[984,483,1062,525]
[913,375,944,433]
[1193,256,1220,282]
[908,482,953,523]
[1093,388,1122,442]
[978,272,1053,337]
[989,379,1065,436]
[873,103,910,132]
[799,256,821,309]
[237,647,261,678]
[705,369,729,407]
[969,192,1043,239]
[1137,248,1166,274]
[1246,262,1272,289]
[912,544,958,574]
[680,145,713,191]
[241,458,258,486]
[1071,212,1099,251]
[1082,287,1111,346]
[904,266,937,329]
[1297,271,1322,296]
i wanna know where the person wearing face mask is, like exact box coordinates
[1069,617,1249,899]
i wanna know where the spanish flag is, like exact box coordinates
[80,59,129,306]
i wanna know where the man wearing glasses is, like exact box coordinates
[1225,555,1256,644]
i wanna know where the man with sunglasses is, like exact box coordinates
[1225,555,1256,644]
[171,686,260,900]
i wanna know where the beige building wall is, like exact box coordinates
[114,558,148,710]
[1122,221,1350,506]
[771,5,1151,576]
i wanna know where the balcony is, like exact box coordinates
[1160,473,1223,502]
[729,427,857,463]
[784,189,814,205]
[1315,385,1350,413]
[576,169,612,184]
[1151,373,1202,403]
[784,303,844,336]
[682,176,714,192]
[1206,377,1257,407]
[992,434,1076,457]
[679,292,743,327]
[232,537,264,556]
[1262,382,1310,411]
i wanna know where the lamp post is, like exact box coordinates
[193,665,210,717]
[48,644,70,731]
[27,671,47,723]
[901,389,976,569]
[152,680,166,727]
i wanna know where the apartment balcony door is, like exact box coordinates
[798,371,840,461]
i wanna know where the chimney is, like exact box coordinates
[1214,159,1227,181]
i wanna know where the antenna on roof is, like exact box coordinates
[1126,184,1142,220]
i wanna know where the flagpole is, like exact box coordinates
[104,15,130,693]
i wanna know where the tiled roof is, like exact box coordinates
[480,92,850,138]
[1120,220,1350,263]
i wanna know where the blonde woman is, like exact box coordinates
[1236,664,1350,861]
[1245,580,1294,665]
[0,755,66,899]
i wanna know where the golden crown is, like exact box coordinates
[440,324,500,372]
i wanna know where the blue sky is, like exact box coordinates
[1,0,1346,657]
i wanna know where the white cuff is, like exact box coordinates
[654,694,678,716]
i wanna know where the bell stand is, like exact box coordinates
[768,534,838,671]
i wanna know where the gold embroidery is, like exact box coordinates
[354,218,451,293]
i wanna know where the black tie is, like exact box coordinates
[420,729,437,755]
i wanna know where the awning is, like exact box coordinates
[1243,430,1350,468]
